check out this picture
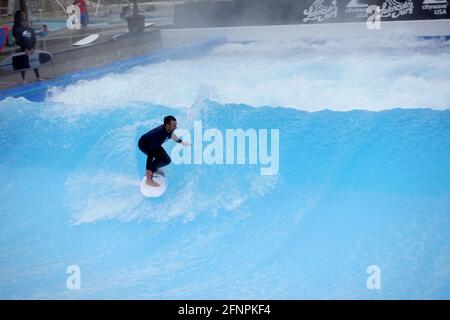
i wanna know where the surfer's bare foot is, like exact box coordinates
[145,170,160,187]
[146,177,160,187]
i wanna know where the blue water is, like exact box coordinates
[32,20,67,32]
[32,20,111,32]
[0,98,449,299]
[0,35,450,299]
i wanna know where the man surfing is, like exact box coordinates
[138,115,189,187]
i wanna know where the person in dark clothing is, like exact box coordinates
[12,10,42,84]
[138,115,189,187]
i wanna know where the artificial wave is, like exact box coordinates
[0,35,449,299]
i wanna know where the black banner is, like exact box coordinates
[1,300,444,319]
[173,0,450,28]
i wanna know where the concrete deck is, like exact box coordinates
[0,2,175,91]
[0,25,162,91]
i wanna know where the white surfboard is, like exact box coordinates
[112,23,156,41]
[140,174,167,198]
[112,31,127,41]
[0,50,53,72]
[72,33,100,47]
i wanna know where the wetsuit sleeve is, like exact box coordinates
[12,27,18,41]
[30,28,36,49]
[14,28,25,49]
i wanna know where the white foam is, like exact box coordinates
[46,35,450,113]
[63,120,280,225]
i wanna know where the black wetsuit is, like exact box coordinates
[138,124,172,173]
[12,26,40,80]
[14,26,36,51]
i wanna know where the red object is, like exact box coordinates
[73,0,88,14]
[0,26,10,53]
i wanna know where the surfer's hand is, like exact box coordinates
[181,141,190,147]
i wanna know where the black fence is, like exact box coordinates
[173,0,450,28]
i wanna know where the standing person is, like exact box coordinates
[138,116,190,187]
[12,10,42,84]
[73,0,89,29]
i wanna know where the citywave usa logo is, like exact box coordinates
[380,0,414,19]
[345,0,370,18]
[303,0,338,23]
[422,0,448,16]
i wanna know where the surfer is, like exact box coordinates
[12,11,42,84]
[138,116,190,187]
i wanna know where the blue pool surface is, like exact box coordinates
[0,34,449,299]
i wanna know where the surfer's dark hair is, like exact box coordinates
[13,10,25,31]
[164,115,176,125]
